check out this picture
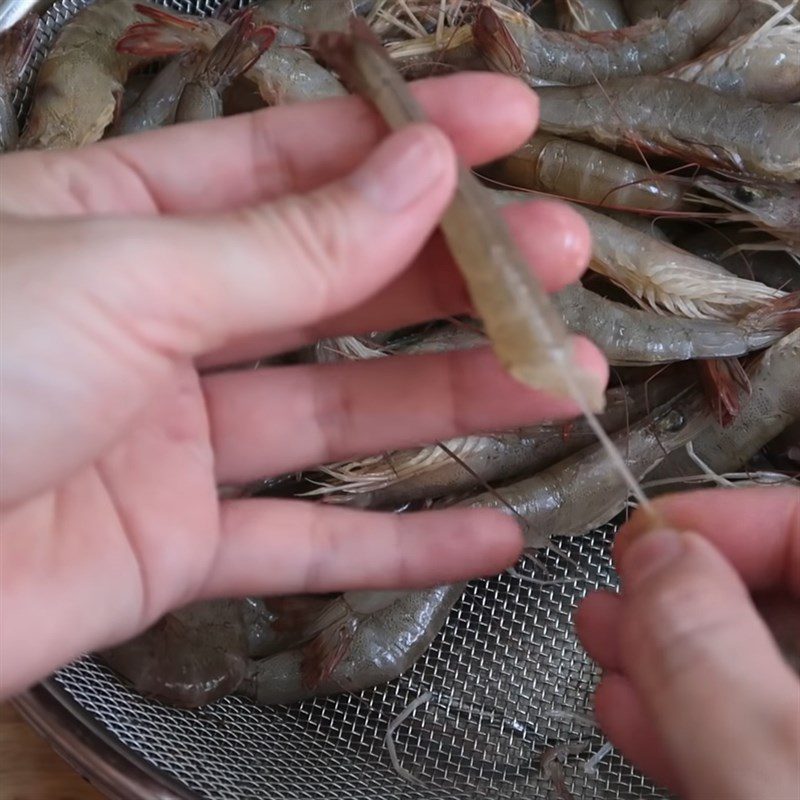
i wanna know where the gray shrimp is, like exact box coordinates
[553,282,799,364]
[461,390,711,548]
[692,176,800,258]
[555,0,629,32]
[709,0,797,48]
[648,329,800,481]
[476,0,737,85]
[239,585,463,705]
[0,12,37,151]
[536,77,800,181]
[481,132,687,212]
[307,377,683,509]
[667,6,800,103]
[253,0,376,46]
[496,190,784,321]
[676,227,800,292]
[174,9,274,122]
[100,599,249,708]
[112,52,202,135]
[763,420,800,468]
[118,4,345,106]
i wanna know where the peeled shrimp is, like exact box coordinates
[554,282,799,364]
[21,0,154,149]
[461,390,711,548]
[481,132,686,212]
[0,12,37,151]
[240,585,463,705]
[667,6,800,103]
[536,76,800,181]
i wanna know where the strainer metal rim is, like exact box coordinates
[14,682,195,800]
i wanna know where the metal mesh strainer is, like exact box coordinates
[11,3,670,798]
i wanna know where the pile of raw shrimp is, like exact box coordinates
[3,0,798,712]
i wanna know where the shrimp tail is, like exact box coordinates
[300,620,355,690]
[193,9,275,87]
[741,291,800,340]
[0,12,38,86]
[117,5,205,56]
[698,357,751,427]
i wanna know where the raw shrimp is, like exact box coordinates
[305,378,683,509]
[536,77,800,181]
[553,283,799,364]
[253,0,376,46]
[112,51,202,135]
[677,228,800,292]
[667,7,800,103]
[648,329,800,480]
[763,420,800,467]
[481,132,686,212]
[496,190,784,320]
[622,0,677,19]
[709,0,797,48]
[313,20,604,411]
[460,389,711,548]
[240,585,463,705]
[400,0,739,85]
[556,0,629,32]
[692,176,800,257]
[174,10,275,122]
[101,599,249,708]
[0,12,37,151]
[118,5,345,105]
[20,0,157,149]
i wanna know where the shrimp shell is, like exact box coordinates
[536,76,800,181]
[482,132,686,212]
[314,20,604,410]
[0,12,38,151]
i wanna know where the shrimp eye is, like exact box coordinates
[733,185,756,204]
[661,410,686,432]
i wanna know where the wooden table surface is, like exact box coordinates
[0,704,105,800]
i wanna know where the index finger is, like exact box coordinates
[5,73,538,218]
[616,486,800,594]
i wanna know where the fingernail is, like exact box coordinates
[349,124,452,212]
[618,528,685,590]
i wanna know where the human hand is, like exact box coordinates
[577,486,800,800]
[0,74,606,698]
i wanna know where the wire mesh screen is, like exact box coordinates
[52,525,665,800]
[18,3,668,798]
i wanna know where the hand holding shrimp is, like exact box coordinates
[0,73,608,699]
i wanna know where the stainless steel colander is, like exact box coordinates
[9,3,670,797]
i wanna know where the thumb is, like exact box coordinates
[617,528,800,800]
